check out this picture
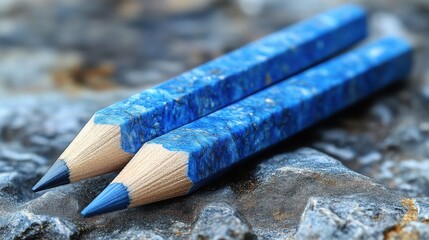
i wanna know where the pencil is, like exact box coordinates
[81,37,412,217]
[33,4,367,191]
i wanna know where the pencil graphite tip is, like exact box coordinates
[81,183,131,218]
[32,160,70,192]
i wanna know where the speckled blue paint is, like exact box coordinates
[94,4,367,154]
[149,37,412,191]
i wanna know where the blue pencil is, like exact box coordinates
[33,4,368,191]
[81,37,413,217]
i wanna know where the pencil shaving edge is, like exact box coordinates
[60,116,133,182]
[113,143,192,207]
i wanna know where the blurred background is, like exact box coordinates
[1,0,429,238]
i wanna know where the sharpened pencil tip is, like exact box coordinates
[81,183,130,218]
[32,160,70,192]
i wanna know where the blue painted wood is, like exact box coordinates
[149,37,412,190]
[93,4,367,154]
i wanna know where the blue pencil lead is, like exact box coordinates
[81,183,130,218]
[32,160,70,192]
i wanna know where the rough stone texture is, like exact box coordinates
[1,0,429,239]
[0,212,79,239]
[378,159,429,197]
[296,196,406,239]
[191,203,254,240]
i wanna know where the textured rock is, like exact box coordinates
[297,196,399,239]
[378,159,429,197]
[3,144,429,239]
[296,197,429,239]
[239,148,400,234]
[0,211,78,240]
[86,228,165,240]
[0,50,81,91]
[192,203,254,240]
[0,95,100,160]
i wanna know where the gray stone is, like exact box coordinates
[313,142,356,161]
[420,84,429,100]
[400,222,429,239]
[0,211,78,240]
[0,171,33,202]
[296,196,422,240]
[1,142,429,239]
[369,103,393,126]
[0,49,81,91]
[88,228,166,240]
[238,148,401,235]
[192,203,254,240]
[358,151,382,165]
[378,159,429,197]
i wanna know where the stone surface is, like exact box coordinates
[378,159,429,197]
[191,203,254,240]
[0,212,79,240]
[296,197,429,239]
[1,0,429,239]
